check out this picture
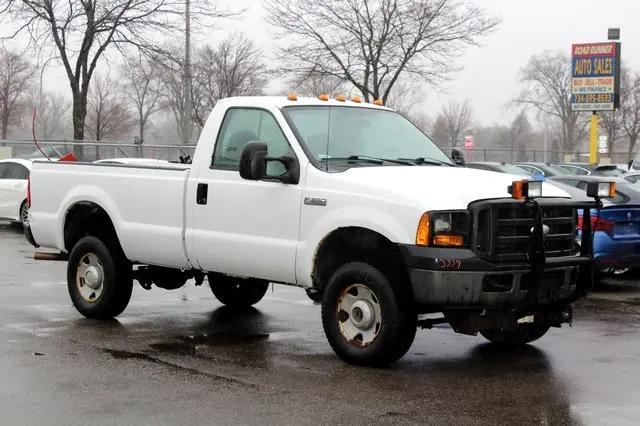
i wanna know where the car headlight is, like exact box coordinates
[416,210,470,247]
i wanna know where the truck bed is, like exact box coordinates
[29,161,193,269]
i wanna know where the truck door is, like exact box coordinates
[189,107,303,283]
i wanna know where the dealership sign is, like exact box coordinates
[571,42,621,111]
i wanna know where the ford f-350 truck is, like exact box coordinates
[27,95,604,366]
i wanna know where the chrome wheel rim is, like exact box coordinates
[336,284,382,347]
[76,253,104,303]
[20,203,29,225]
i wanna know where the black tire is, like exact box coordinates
[67,236,133,319]
[208,273,269,307]
[480,324,550,345]
[321,262,416,367]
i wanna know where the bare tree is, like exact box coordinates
[293,72,346,97]
[157,54,192,143]
[498,110,533,161]
[516,51,586,153]
[265,0,499,103]
[0,47,33,139]
[599,110,623,153]
[191,33,267,128]
[0,0,229,144]
[121,54,163,143]
[85,74,132,141]
[621,71,640,160]
[36,91,71,139]
[431,99,474,147]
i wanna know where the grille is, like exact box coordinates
[475,202,577,262]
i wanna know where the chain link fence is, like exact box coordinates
[0,140,197,163]
[451,148,635,165]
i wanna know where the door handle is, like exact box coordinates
[196,183,208,205]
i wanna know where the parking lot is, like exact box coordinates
[1,221,639,425]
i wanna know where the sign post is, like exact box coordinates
[571,41,621,165]
[464,135,473,162]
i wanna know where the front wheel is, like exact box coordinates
[321,262,416,367]
[480,324,550,345]
[67,236,133,319]
[207,273,269,307]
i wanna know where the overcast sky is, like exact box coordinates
[35,0,640,127]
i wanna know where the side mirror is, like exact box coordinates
[239,141,300,184]
[451,149,465,166]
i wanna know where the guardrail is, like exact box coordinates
[0,140,197,163]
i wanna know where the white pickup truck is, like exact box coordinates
[27,95,602,366]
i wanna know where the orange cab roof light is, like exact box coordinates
[373,99,384,106]
[351,95,362,103]
[287,93,298,101]
[318,93,330,101]
[335,94,346,102]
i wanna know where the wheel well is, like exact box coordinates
[63,202,122,254]
[312,227,410,293]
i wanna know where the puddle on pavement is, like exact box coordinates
[147,332,270,357]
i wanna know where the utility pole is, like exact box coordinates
[182,0,192,144]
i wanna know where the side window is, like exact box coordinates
[0,163,8,179]
[211,108,293,173]
[5,163,29,180]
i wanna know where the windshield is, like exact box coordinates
[284,106,453,169]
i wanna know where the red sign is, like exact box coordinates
[464,136,473,150]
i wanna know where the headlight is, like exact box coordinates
[416,210,470,247]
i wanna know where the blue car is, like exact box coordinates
[549,176,640,275]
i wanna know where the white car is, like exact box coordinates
[0,158,31,226]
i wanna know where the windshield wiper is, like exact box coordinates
[322,155,415,166]
[398,157,454,166]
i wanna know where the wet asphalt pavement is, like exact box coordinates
[1,222,639,425]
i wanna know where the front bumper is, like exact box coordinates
[400,245,591,310]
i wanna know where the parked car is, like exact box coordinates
[549,175,640,275]
[555,164,591,175]
[514,162,572,177]
[27,95,601,366]
[466,161,531,176]
[0,159,31,226]
[590,164,629,177]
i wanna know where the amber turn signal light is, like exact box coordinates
[433,234,465,247]
[416,213,431,246]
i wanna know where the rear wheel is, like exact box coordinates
[480,324,550,345]
[207,273,269,307]
[321,262,416,367]
[67,236,133,319]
